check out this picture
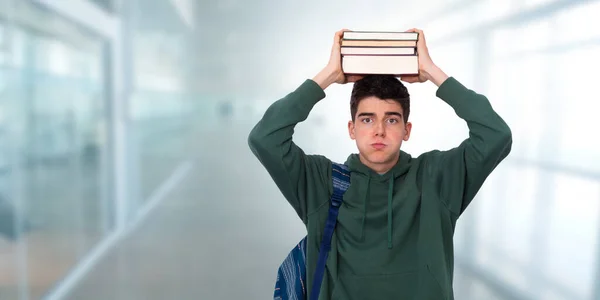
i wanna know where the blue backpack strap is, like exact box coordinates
[309,162,350,300]
[273,162,350,300]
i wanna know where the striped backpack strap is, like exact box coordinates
[309,163,350,300]
[330,163,351,207]
[274,162,351,300]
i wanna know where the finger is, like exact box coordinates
[347,75,364,82]
[414,29,425,40]
[400,76,417,83]
[332,30,347,52]
[405,28,424,44]
[405,28,423,35]
[336,28,351,40]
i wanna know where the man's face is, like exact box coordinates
[348,96,412,169]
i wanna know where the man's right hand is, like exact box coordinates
[312,29,363,90]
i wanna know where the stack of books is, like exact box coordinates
[341,31,419,75]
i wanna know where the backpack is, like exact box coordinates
[274,162,351,300]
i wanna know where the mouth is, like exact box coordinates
[371,143,386,150]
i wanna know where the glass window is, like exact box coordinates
[553,2,600,45]
[0,5,110,299]
[544,172,600,300]
[438,1,600,299]
[555,46,600,173]
[89,0,115,14]
[0,20,22,300]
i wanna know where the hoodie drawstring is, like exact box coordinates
[360,176,371,241]
[360,173,395,248]
[387,174,394,249]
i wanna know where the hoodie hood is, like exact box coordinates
[344,150,412,249]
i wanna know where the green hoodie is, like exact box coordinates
[248,77,512,300]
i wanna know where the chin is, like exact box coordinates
[364,151,394,164]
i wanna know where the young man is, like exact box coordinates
[248,28,512,299]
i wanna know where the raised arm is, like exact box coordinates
[248,29,363,222]
[401,28,512,216]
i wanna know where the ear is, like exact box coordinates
[348,120,356,140]
[403,122,412,141]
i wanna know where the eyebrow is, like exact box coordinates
[357,112,403,118]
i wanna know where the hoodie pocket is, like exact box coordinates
[331,270,419,300]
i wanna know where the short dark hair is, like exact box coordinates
[350,75,410,123]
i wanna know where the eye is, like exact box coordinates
[387,118,399,124]
[361,118,372,124]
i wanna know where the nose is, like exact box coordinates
[374,121,385,137]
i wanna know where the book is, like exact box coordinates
[341,40,417,47]
[342,31,418,41]
[342,55,419,75]
[340,30,419,75]
[341,47,415,56]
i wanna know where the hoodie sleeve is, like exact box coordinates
[247,79,332,224]
[429,77,512,216]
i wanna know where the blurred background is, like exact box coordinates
[0,0,599,299]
